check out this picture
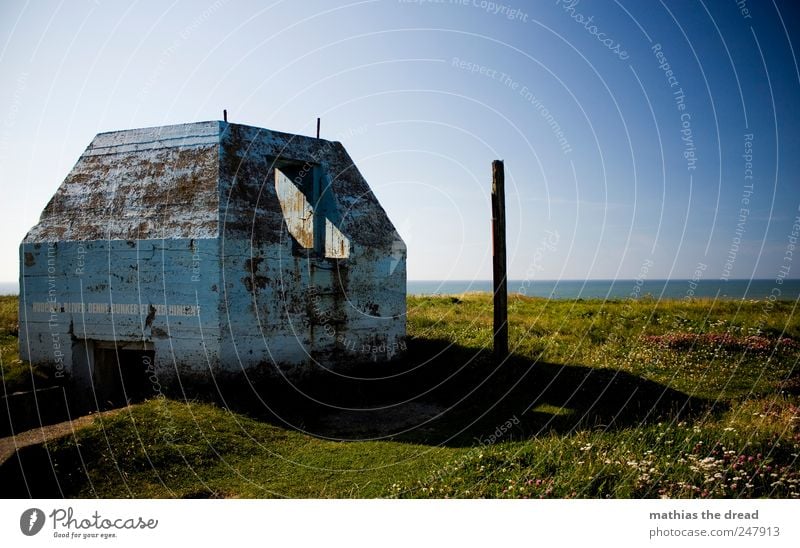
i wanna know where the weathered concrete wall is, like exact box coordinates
[217,123,406,376]
[20,120,406,399]
[217,240,406,378]
[19,238,221,400]
[21,121,224,401]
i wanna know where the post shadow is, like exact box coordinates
[204,337,721,448]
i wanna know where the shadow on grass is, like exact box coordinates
[0,337,723,497]
[210,337,722,448]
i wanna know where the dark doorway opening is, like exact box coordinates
[93,345,154,408]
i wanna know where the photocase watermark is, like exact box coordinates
[736,0,753,20]
[75,242,86,276]
[745,204,800,345]
[775,209,799,287]
[19,507,158,539]
[473,414,520,445]
[42,242,66,379]
[518,86,573,155]
[555,0,629,61]
[398,0,529,22]
[721,133,754,281]
[683,262,708,301]
[0,72,28,167]
[451,57,572,154]
[308,287,407,357]
[652,43,697,171]
[356,339,407,356]
[19,508,45,536]
[517,229,560,296]
[401,414,520,494]
[629,258,655,300]
[605,258,655,346]
[143,352,161,396]
[334,123,369,141]
[466,0,528,21]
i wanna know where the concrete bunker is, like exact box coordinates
[19,120,406,410]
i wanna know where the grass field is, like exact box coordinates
[2,293,799,498]
[0,295,49,393]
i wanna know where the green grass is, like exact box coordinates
[409,294,799,399]
[4,293,800,498]
[0,295,50,393]
[392,398,800,498]
[44,399,452,498]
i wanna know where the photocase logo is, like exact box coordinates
[20,508,45,536]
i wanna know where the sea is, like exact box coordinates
[407,279,800,300]
[2,279,798,301]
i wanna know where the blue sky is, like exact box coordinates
[1,0,799,282]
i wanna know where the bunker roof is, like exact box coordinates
[24,121,397,246]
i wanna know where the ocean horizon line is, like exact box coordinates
[3,279,800,300]
[407,279,800,299]
[406,277,800,282]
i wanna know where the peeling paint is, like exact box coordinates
[19,121,406,403]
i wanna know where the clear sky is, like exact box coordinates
[1,0,799,283]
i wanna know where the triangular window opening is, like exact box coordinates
[273,158,350,259]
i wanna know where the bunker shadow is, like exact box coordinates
[0,337,723,497]
[212,337,722,448]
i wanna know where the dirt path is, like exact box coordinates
[0,409,122,465]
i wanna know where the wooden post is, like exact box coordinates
[316,117,321,139]
[492,160,508,359]
[223,109,227,123]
